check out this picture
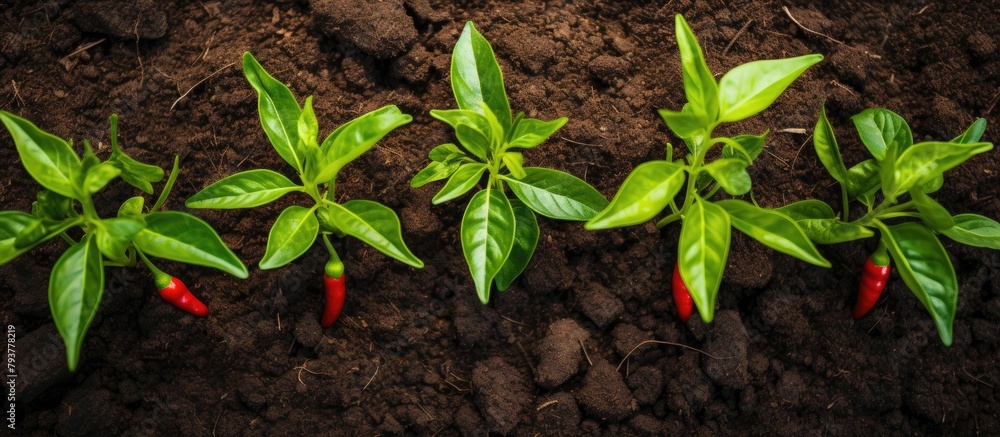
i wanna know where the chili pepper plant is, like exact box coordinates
[585,15,830,323]
[187,52,423,327]
[796,105,995,345]
[411,22,609,303]
[0,112,248,371]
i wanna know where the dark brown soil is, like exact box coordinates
[2,0,998,435]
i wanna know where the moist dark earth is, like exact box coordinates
[1,0,998,435]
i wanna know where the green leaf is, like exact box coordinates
[952,118,987,144]
[455,122,493,159]
[186,170,300,209]
[678,196,730,323]
[150,156,180,212]
[910,188,954,231]
[879,222,957,346]
[82,162,121,194]
[49,234,104,371]
[298,96,319,148]
[107,113,164,194]
[134,211,248,278]
[243,52,303,172]
[13,219,46,250]
[797,218,874,244]
[461,189,516,303]
[429,110,492,161]
[259,206,319,270]
[508,117,567,149]
[494,199,538,291]
[776,199,836,220]
[674,15,719,122]
[716,200,830,267]
[717,54,823,123]
[851,108,912,161]
[328,200,424,268]
[504,167,609,221]
[722,131,768,164]
[432,163,487,205]
[411,161,461,188]
[586,161,685,229]
[429,143,466,162]
[32,190,71,221]
[502,152,526,179]
[889,141,993,197]
[942,214,1000,249]
[0,111,82,199]
[813,105,848,183]
[95,218,144,261]
[319,105,413,179]
[845,159,880,199]
[118,196,145,218]
[451,22,512,131]
[0,214,77,264]
[658,106,706,139]
[701,159,751,195]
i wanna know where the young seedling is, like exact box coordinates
[187,52,422,327]
[411,22,608,303]
[585,15,829,323]
[0,112,247,371]
[800,105,995,345]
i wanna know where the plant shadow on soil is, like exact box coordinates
[1,0,998,435]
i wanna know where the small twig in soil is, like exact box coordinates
[790,134,814,169]
[616,340,731,371]
[986,87,1000,115]
[765,150,790,168]
[722,20,753,56]
[579,339,593,366]
[536,400,559,411]
[782,6,847,46]
[827,395,844,409]
[963,367,994,388]
[868,304,889,333]
[830,80,857,95]
[363,364,380,390]
[10,80,26,108]
[293,360,334,386]
[498,314,529,327]
[559,136,603,147]
[415,402,435,420]
[776,128,808,134]
[170,61,238,111]
[276,312,282,331]
[60,38,106,62]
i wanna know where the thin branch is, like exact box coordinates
[170,62,237,111]
[616,339,731,371]
[782,6,846,46]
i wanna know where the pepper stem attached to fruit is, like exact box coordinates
[136,249,172,290]
[322,234,345,279]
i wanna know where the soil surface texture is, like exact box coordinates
[1,0,998,435]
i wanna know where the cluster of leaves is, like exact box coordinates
[0,112,247,370]
[585,15,829,323]
[801,106,996,344]
[187,52,423,274]
[411,22,608,303]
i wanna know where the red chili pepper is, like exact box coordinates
[155,275,208,317]
[321,258,346,327]
[672,263,694,323]
[852,246,891,320]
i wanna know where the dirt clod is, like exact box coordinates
[472,357,533,435]
[534,318,590,388]
[310,0,418,59]
[575,357,637,422]
[701,310,751,389]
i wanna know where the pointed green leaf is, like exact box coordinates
[701,158,751,195]
[722,131,768,164]
[889,141,993,197]
[243,52,303,172]
[678,196,730,323]
[49,234,104,371]
[82,162,121,194]
[508,117,567,149]
[813,105,848,183]
[461,189,515,303]
[32,190,71,221]
[878,222,957,346]
[502,152,526,179]
[504,167,608,221]
[186,170,300,209]
[298,96,319,148]
[320,105,412,178]
[451,22,512,131]
[429,143,467,162]
[586,161,685,229]
[259,206,319,270]
[432,163,487,205]
[717,200,830,267]
[852,108,912,161]
[845,159,881,199]
[0,111,82,199]
[910,188,954,231]
[95,218,143,261]
[411,161,461,188]
[674,15,719,121]
[134,211,248,278]
[942,214,1000,249]
[118,197,145,218]
[952,118,987,144]
[328,200,423,268]
[495,200,539,291]
[718,54,823,122]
